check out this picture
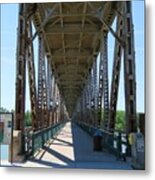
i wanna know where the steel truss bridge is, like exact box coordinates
[13,1,138,167]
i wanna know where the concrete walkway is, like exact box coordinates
[1,122,132,169]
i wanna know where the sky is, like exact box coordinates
[0,1,145,113]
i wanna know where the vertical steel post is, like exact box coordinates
[98,35,104,128]
[98,32,109,129]
[47,64,52,126]
[102,33,109,129]
[93,59,98,127]
[87,71,93,125]
[108,14,123,131]
[123,1,137,133]
[37,36,44,129]
[27,21,37,131]
[51,77,56,125]
[42,54,48,128]
[37,36,48,129]
[15,4,27,153]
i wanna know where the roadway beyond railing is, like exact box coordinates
[25,122,66,157]
[75,121,131,160]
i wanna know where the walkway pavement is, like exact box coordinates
[1,122,132,169]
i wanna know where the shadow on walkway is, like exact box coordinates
[26,122,132,169]
[71,122,116,162]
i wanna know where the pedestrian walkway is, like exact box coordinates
[1,122,132,169]
[25,122,132,169]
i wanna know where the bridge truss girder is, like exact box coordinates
[15,4,68,153]
[73,1,137,133]
[15,2,137,155]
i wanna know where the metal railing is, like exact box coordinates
[25,122,65,157]
[0,130,3,143]
[76,121,131,160]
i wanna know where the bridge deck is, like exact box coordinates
[24,122,132,169]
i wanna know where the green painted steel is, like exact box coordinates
[76,121,129,159]
[0,130,3,143]
[32,123,65,155]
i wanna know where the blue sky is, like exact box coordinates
[1,1,145,113]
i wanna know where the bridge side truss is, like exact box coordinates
[73,1,137,134]
[15,2,137,153]
[15,4,68,153]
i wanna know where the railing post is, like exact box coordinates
[41,129,45,148]
[117,132,122,159]
[31,134,34,156]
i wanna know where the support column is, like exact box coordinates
[27,21,37,131]
[15,4,27,154]
[51,77,56,125]
[98,32,109,129]
[109,14,123,131]
[123,1,137,133]
[82,89,87,124]
[37,36,48,129]
[93,59,98,127]
[42,55,48,128]
[87,71,93,125]
[47,64,53,126]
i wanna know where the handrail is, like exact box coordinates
[25,122,65,157]
[75,121,131,160]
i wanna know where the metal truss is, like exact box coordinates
[109,13,123,131]
[15,2,137,156]
[15,3,67,154]
[27,20,37,131]
[98,32,109,129]
[108,1,137,133]
[123,1,137,133]
[15,4,27,153]
[37,36,48,129]
[72,1,137,134]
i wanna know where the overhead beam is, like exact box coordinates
[45,24,100,34]
[88,2,123,46]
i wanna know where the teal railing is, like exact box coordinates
[0,130,4,143]
[26,123,65,156]
[76,121,130,160]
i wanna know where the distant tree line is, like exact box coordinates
[0,107,10,113]
[0,107,32,127]
[23,110,126,130]
[0,107,129,130]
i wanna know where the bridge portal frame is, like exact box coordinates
[14,1,137,155]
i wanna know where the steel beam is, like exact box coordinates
[98,32,109,129]
[123,1,137,133]
[108,14,123,131]
[15,4,28,155]
[102,33,109,129]
[27,21,37,131]
[37,36,48,129]
[93,59,98,127]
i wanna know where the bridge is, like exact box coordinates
[8,1,144,169]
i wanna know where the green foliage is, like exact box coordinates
[0,107,9,113]
[24,110,32,127]
[115,111,125,131]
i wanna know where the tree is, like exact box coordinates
[0,107,9,113]
[24,110,32,127]
[115,111,125,131]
